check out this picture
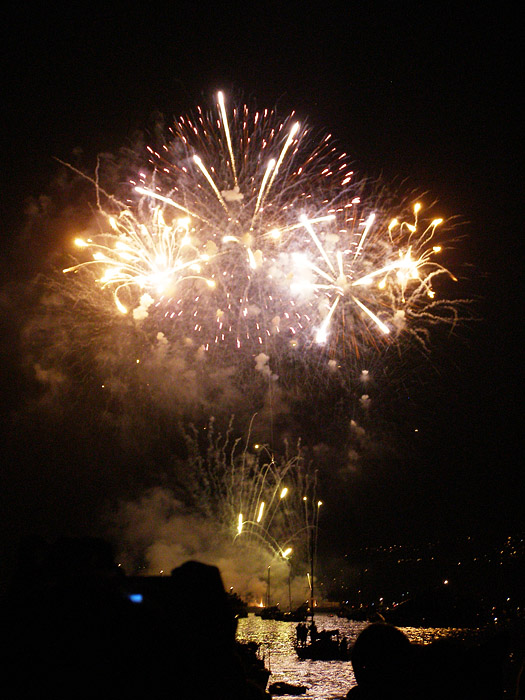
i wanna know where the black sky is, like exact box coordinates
[1,3,522,578]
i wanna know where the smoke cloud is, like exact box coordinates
[112,486,310,607]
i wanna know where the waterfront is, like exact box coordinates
[236,613,477,699]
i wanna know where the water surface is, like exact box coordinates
[236,613,472,699]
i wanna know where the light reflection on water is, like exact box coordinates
[236,613,473,699]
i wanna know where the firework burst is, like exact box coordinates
[177,417,312,562]
[62,92,460,373]
[17,92,472,602]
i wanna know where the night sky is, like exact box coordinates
[1,4,522,585]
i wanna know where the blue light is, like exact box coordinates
[128,593,143,604]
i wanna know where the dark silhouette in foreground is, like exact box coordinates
[346,623,414,699]
[1,536,269,699]
[346,621,521,700]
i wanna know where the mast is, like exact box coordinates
[309,499,322,612]
[304,471,322,615]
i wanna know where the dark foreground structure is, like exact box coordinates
[1,536,270,699]
[2,536,524,699]
[346,621,525,700]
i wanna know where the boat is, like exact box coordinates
[295,626,351,661]
[256,603,308,622]
[256,604,283,620]
[294,495,348,660]
[337,604,372,621]
[281,605,308,622]
[269,680,308,695]
[254,563,308,622]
